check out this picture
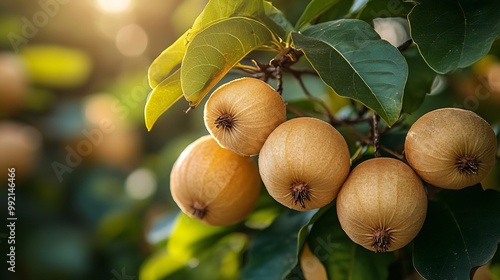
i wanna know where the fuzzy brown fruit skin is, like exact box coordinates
[258,117,350,211]
[170,135,261,226]
[337,158,428,253]
[204,77,286,156]
[405,108,497,190]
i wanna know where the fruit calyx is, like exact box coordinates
[214,113,235,130]
[291,181,311,209]
[455,155,480,175]
[372,227,392,253]
[191,201,207,219]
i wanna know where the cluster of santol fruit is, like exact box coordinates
[170,77,497,253]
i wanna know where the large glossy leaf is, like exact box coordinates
[181,17,276,108]
[295,0,342,30]
[413,186,500,280]
[292,20,408,125]
[241,208,320,280]
[408,0,500,74]
[308,203,395,279]
[144,70,183,131]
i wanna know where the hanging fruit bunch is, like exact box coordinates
[142,1,500,279]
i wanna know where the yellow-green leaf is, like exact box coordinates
[139,250,187,280]
[148,32,187,88]
[144,70,183,131]
[168,213,235,261]
[187,0,265,42]
[148,0,267,89]
[181,17,276,108]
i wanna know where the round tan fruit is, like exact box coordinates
[204,77,286,156]
[405,108,497,190]
[170,135,261,226]
[337,158,428,252]
[258,117,350,211]
[0,122,42,182]
[0,53,28,115]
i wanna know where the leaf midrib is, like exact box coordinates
[301,33,387,116]
[442,200,472,275]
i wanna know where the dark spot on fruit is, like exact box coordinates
[372,228,391,253]
[456,156,480,175]
[192,201,207,219]
[291,181,311,208]
[215,113,235,130]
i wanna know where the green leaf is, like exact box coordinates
[413,186,500,280]
[241,208,320,280]
[295,0,343,30]
[144,70,183,131]
[148,32,187,88]
[263,1,294,37]
[408,0,500,74]
[292,20,408,125]
[168,213,236,261]
[317,0,354,22]
[181,17,277,108]
[402,47,436,113]
[286,99,325,119]
[308,202,395,279]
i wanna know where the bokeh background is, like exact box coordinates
[0,0,499,280]
[0,1,209,279]
[0,1,315,279]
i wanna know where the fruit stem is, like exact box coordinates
[372,228,391,253]
[455,156,480,175]
[371,112,381,157]
[214,113,235,130]
[290,181,311,209]
[191,201,207,219]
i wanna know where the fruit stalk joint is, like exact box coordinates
[291,181,311,209]
[214,113,235,130]
[372,228,391,253]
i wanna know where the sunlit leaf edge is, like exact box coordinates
[144,70,183,131]
[180,16,279,108]
[291,21,408,125]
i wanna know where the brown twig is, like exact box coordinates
[372,113,381,157]
[289,71,337,124]
[380,146,405,161]
[397,39,413,52]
